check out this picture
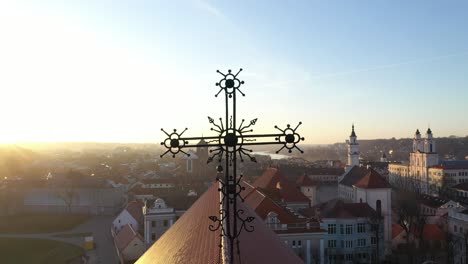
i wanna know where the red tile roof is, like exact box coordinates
[392,224,445,241]
[253,168,310,203]
[340,166,390,189]
[115,224,144,251]
[392,224,404,239]
[296,174,316,187]
[126,200,144,224]
[242,182,305,224]
[136,183,303,264]
[128,185,156,195]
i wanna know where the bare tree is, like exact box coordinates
[56,186,76,213]
[395,191,427,264]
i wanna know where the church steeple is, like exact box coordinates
[350,124,357,137]
[347,124,359,168]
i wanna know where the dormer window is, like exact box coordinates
[266,212,279,226]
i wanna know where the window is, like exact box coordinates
[163,220,169,227]
[328,240,337,248]
[341,240,344,248]
[151,233,156,241]
[346,254,353,261]
[357,239,366,247]
[345,240,353,248]
[328,224,336,234]
[340,224,344,234]
[151,221,155,227]
[371,237,377,245]
[357,223,366,233]
[292,240,296,248]
[346,224,353,234]
[298,240,302,248]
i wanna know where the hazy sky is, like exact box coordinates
[1,1,468,144]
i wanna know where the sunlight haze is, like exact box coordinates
[1,1,468,144]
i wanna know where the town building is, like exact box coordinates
[242,180,326,263]
[448,206,468,264]
[389,128,468,194]
[113,224,146,264]
[142,198,183,248]
[296,174,317,206]
[253,168,310,212]
[112,200,144,233]
[301,200,385,264]
[338,125,392,255]
[136,183,304,264]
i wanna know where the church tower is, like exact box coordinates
[194,138,208,179]
[346,124,360,169]
[409,128,439,193]
[424,128,436,153]
[412,129,424,152]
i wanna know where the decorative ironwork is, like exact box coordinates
[160,69,304,263]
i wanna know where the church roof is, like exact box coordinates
[427,128,432,134]
[415,129,421,135]
[253,168,310,203]
[339,166,391,189]
[197,138,207,145]
[136,183,303,264]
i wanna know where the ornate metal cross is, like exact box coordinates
[160,69,304,263]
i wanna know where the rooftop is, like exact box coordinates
[136,183,303,264]
[340,166,391,189]
[301,199,379,219]
[253,168,310,204]
[115,224,144,251]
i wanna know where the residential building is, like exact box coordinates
[112,200,144,234]
[296,174,317,206]
[142,198,181,247]
[243,181,326,263]
[448,207,468,264]
[253,168,310,212]
[113,224,146,264]
[301,200,385,264]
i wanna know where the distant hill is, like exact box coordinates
[299,137,468,163]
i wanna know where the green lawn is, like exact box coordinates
[0,214,89,234]
[0,238,84,264]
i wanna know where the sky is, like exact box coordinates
[1,0,468,144]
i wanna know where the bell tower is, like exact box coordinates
[346,124,360,169]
